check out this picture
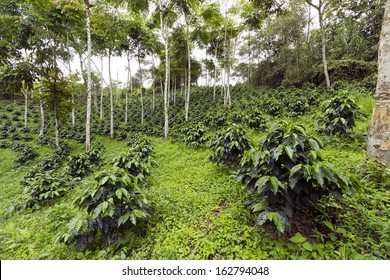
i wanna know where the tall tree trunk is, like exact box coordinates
[185,22,191,121]
[167,52,170,109]
[71,95,75,127]
[39,99,45,136]
[213,46,218,100]
[109,53,114,139]
[160,8,169,139]
[226,66,231,106]
[99,58,104,121]
[126,53,130,124]
[23,90,28,128]
[319,8,330,88]
[184,67,187,110]
[151,56,156,111]
[138,53,144,125]
[85,0,92,152]
[54,106,60,148]
[307,2,311,41]
[367,0,390,165]
[307,0,330,87]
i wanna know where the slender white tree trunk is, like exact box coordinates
[185,21,191,121]
[23,90,28,128]
[85,1,92,152]
[213,47,218,100]
[184,67,187,110]
[100,57,104,120]
[54,107,60,148]
[367,0,390,165]
[307,0,330,87]
[226,66,231,106]
[126,53,130,124]
[319,8,330,88]
[160,8,169,139]
[39,99,45,136]
[138,53,144,125]
[109,53,114,139]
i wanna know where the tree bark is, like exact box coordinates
[100,57,104,121]
[85,1,92,152]
[126,53,130,124]
[23,90,28,128]
[39,99,45,136]
[213,46,218,100]
[138,52,144,125]
[367,0,390,165]
[160,8,169,139]
[319,7,330,88]
[307,0,330,87]
[185,20,191,121]
[54,105,60,148]
[109,53,114,139]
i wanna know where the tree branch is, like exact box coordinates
[306,0,319,11]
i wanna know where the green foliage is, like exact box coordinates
[65,153,94,178]
[127,134,154,162]
[175,123,208,147]
[37,135,52,146]
[318,90,365,137]
[246,110,267,130]
[208,124,251,168]
[237,121,359,233]
[11,142,38,167]
[59,167,153,252]
[111,150,155,183]
[87,141,105,166]
[12,170,75,211]
[0,141,8,148]
[65,141,105,178]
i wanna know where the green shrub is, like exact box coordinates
[55,141,71,158]
[11,132,20,140]
[37,155,63,171]
[126,133,151,148]
[12,144,38,167]
[37,134,52,146]
[208,124,251,168]
[112,150,155,182]
[117,131,127,141]
[126,134,154,162]
[0,141,8,148]
[13,170,75,211]
[246,110,267,130]
[59,167,153,251]
[87,140,105,166]
[237,121,360,233]
[66,153,94,178]
[318,90,365,137]
[182,123,208,147]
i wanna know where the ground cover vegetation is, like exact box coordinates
[0,0,389,260]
